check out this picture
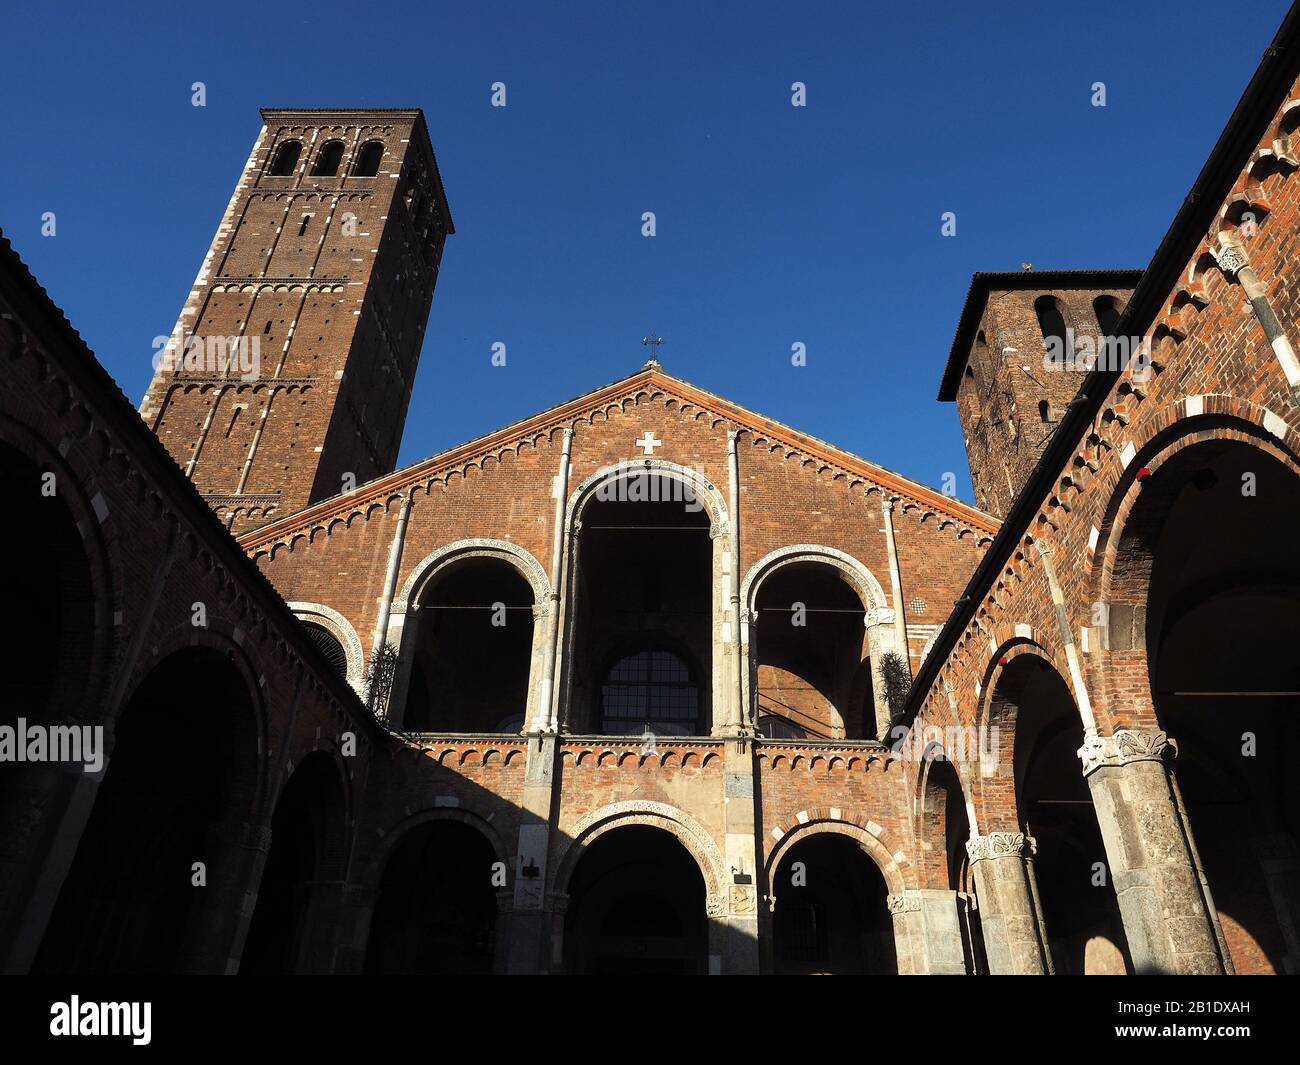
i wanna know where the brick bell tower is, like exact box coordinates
[140,108,453,534]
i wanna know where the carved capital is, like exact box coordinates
[966,831,1034,863]
[1077,727,1176,776]
[1213,240,1250,278]
[886,891,921,914]
[863,606,896,628]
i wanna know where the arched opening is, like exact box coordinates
[352,141,384,178]
[1034,295,1069,359]
[402,556,535,732]
[364,820,498,974]
[920,756,986,973]
[0,442,98,949]
[563,825,708,974]
[1093,295,1123,336]
[268,140,302,176]
[299,620,348,680]
[770,833,896,974]
[0,442,96,726]
[310,140,344,177]
[1136,438,1300,974]
[996,655,1131,974]
[33,646,258,973]
[752,561,873,739]
[240,752,346,973]
[569,472,712,735]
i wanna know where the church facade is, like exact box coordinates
[2,8,1299,976]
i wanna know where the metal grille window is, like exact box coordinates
[301,621,348,679]
[601,650,699,735]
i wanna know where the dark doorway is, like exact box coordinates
[240,752,346,973]
[564,826,708,973]
[771,834,896,974]
[1141,440,1300,974]
[33,647,256,973]
[364,820,498,973]
[1000,656,1131,974]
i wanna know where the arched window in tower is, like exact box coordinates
[310,140,345,177]
[268,140,302,176]
[353,141,384,177]
[600,648,701,736]
[1034,296,1069,364]
[1093,295,1122,336]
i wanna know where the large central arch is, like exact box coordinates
[556,461,732,735]
[763,820,905,975]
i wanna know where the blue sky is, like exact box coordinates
[1,0,1289,501]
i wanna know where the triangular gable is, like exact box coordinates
[240,365,998,551]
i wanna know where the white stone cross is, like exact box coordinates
[635,431,662,455]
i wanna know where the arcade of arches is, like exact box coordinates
[6,43,1300,974]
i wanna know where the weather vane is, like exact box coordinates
[641,333,664,367]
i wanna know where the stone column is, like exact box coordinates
[1080,728,1227,975]
[965,831,1051,975]
[0,758,104,973]
[888,888,969,974]
[1212,237,1300,401]
[863,606,900,738]
[709,521,733,736]
[887,892,922,974]
[879,498,910,663]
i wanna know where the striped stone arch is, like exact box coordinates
[764,813,908,896]
[549,800,729,918]
[1083,396,1300,734]
[973,639,1072,831]
[1086,395,1300,605]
